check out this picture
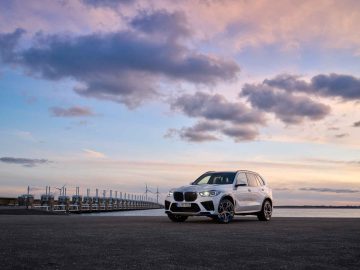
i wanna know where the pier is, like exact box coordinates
[1,185,163,214]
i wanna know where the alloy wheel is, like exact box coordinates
[217,199,234,223]
[264,201,272,220]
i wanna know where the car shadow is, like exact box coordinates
[182,216,259,224]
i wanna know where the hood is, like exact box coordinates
[172,184,231,193]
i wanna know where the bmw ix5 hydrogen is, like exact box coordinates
[164,170,273,223]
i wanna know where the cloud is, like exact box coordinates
[264,74,311,92]
[311,74,360,100]
[241,72,360,124]
[0,28,25,62]
[241,83,331,124]
[2,1,360,55]
[177,128,220,143]
[0,10,239,108]
[166,120,258,143]
[83,149,106,158]
[264,73,360,101]
[165,122,218,142]
[165,121,221,142]
[14,130,35,141]
[299,187,359,194]
[273,187,291,191]
[169,92,264,142]
[353,121,360,127]
[221,126,258,141]
[305,158,360,166]
[199,1,360,54]
[50,106,95,117]
[81,1,360,55]
[77,120,88,126]
[0,157,50,167]
[171,92,265,125]
[334,133,349,138]
[130,10,191,40]
[81,0,133,8]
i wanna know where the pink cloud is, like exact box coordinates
[2,0,360,54]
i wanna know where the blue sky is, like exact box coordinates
[0,0,359,205]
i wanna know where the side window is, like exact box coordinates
[246,173,259,187]
[256,175,265,186]
[236,172,247,186]
[213,176,224,184]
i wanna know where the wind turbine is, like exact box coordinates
[156,187,160,204]
[54,184,66,196]
[145,184,152,201]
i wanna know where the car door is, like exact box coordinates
[245,173,262,211]
[233,172,253,212]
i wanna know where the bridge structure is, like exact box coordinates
[14,185,163,214]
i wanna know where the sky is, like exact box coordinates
[0,0,359,205]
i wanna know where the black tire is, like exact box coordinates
[257,200,272,221]
[167,213,188,222]
[216,198,235,224]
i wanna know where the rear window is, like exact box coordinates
[246,173,259,187]
[255,175,265,186]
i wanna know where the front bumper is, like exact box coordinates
[165,193,222,216]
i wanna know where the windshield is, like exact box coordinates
[192,172,236,185]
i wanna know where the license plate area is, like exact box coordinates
[177,203,191,208]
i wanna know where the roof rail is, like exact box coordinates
[236,170,258,174]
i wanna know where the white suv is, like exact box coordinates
[165,170,273,223]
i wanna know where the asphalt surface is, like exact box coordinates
[0,208,65,215]
[0,215,359,270]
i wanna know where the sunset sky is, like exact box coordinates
[0,0,359,205]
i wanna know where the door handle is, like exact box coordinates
[248,189,251,192]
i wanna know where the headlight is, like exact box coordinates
[199,190,221,197]
[167,191,173,197]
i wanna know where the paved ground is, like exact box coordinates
[0,207,65,215]
[0,215,359,270]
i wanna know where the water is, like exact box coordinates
[84,208,360,218]
[273,208,360,218]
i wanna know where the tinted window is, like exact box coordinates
[255,175,265,186]
[236,172,247,186]
[256,178,263,186]
[246,173,259,187]
[193,172,236,185]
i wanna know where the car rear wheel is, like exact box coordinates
[167,213,188,222]
[257,200,272,221]
[216,199,234,224]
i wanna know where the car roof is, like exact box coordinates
[205,170,259,174]
[202,170,266,185]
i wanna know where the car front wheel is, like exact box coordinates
[167,213,188,222]
[257,200,272,221]
[216,199,235,224]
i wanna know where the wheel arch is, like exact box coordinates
[263,197,273,206]
[220,194,235,205]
